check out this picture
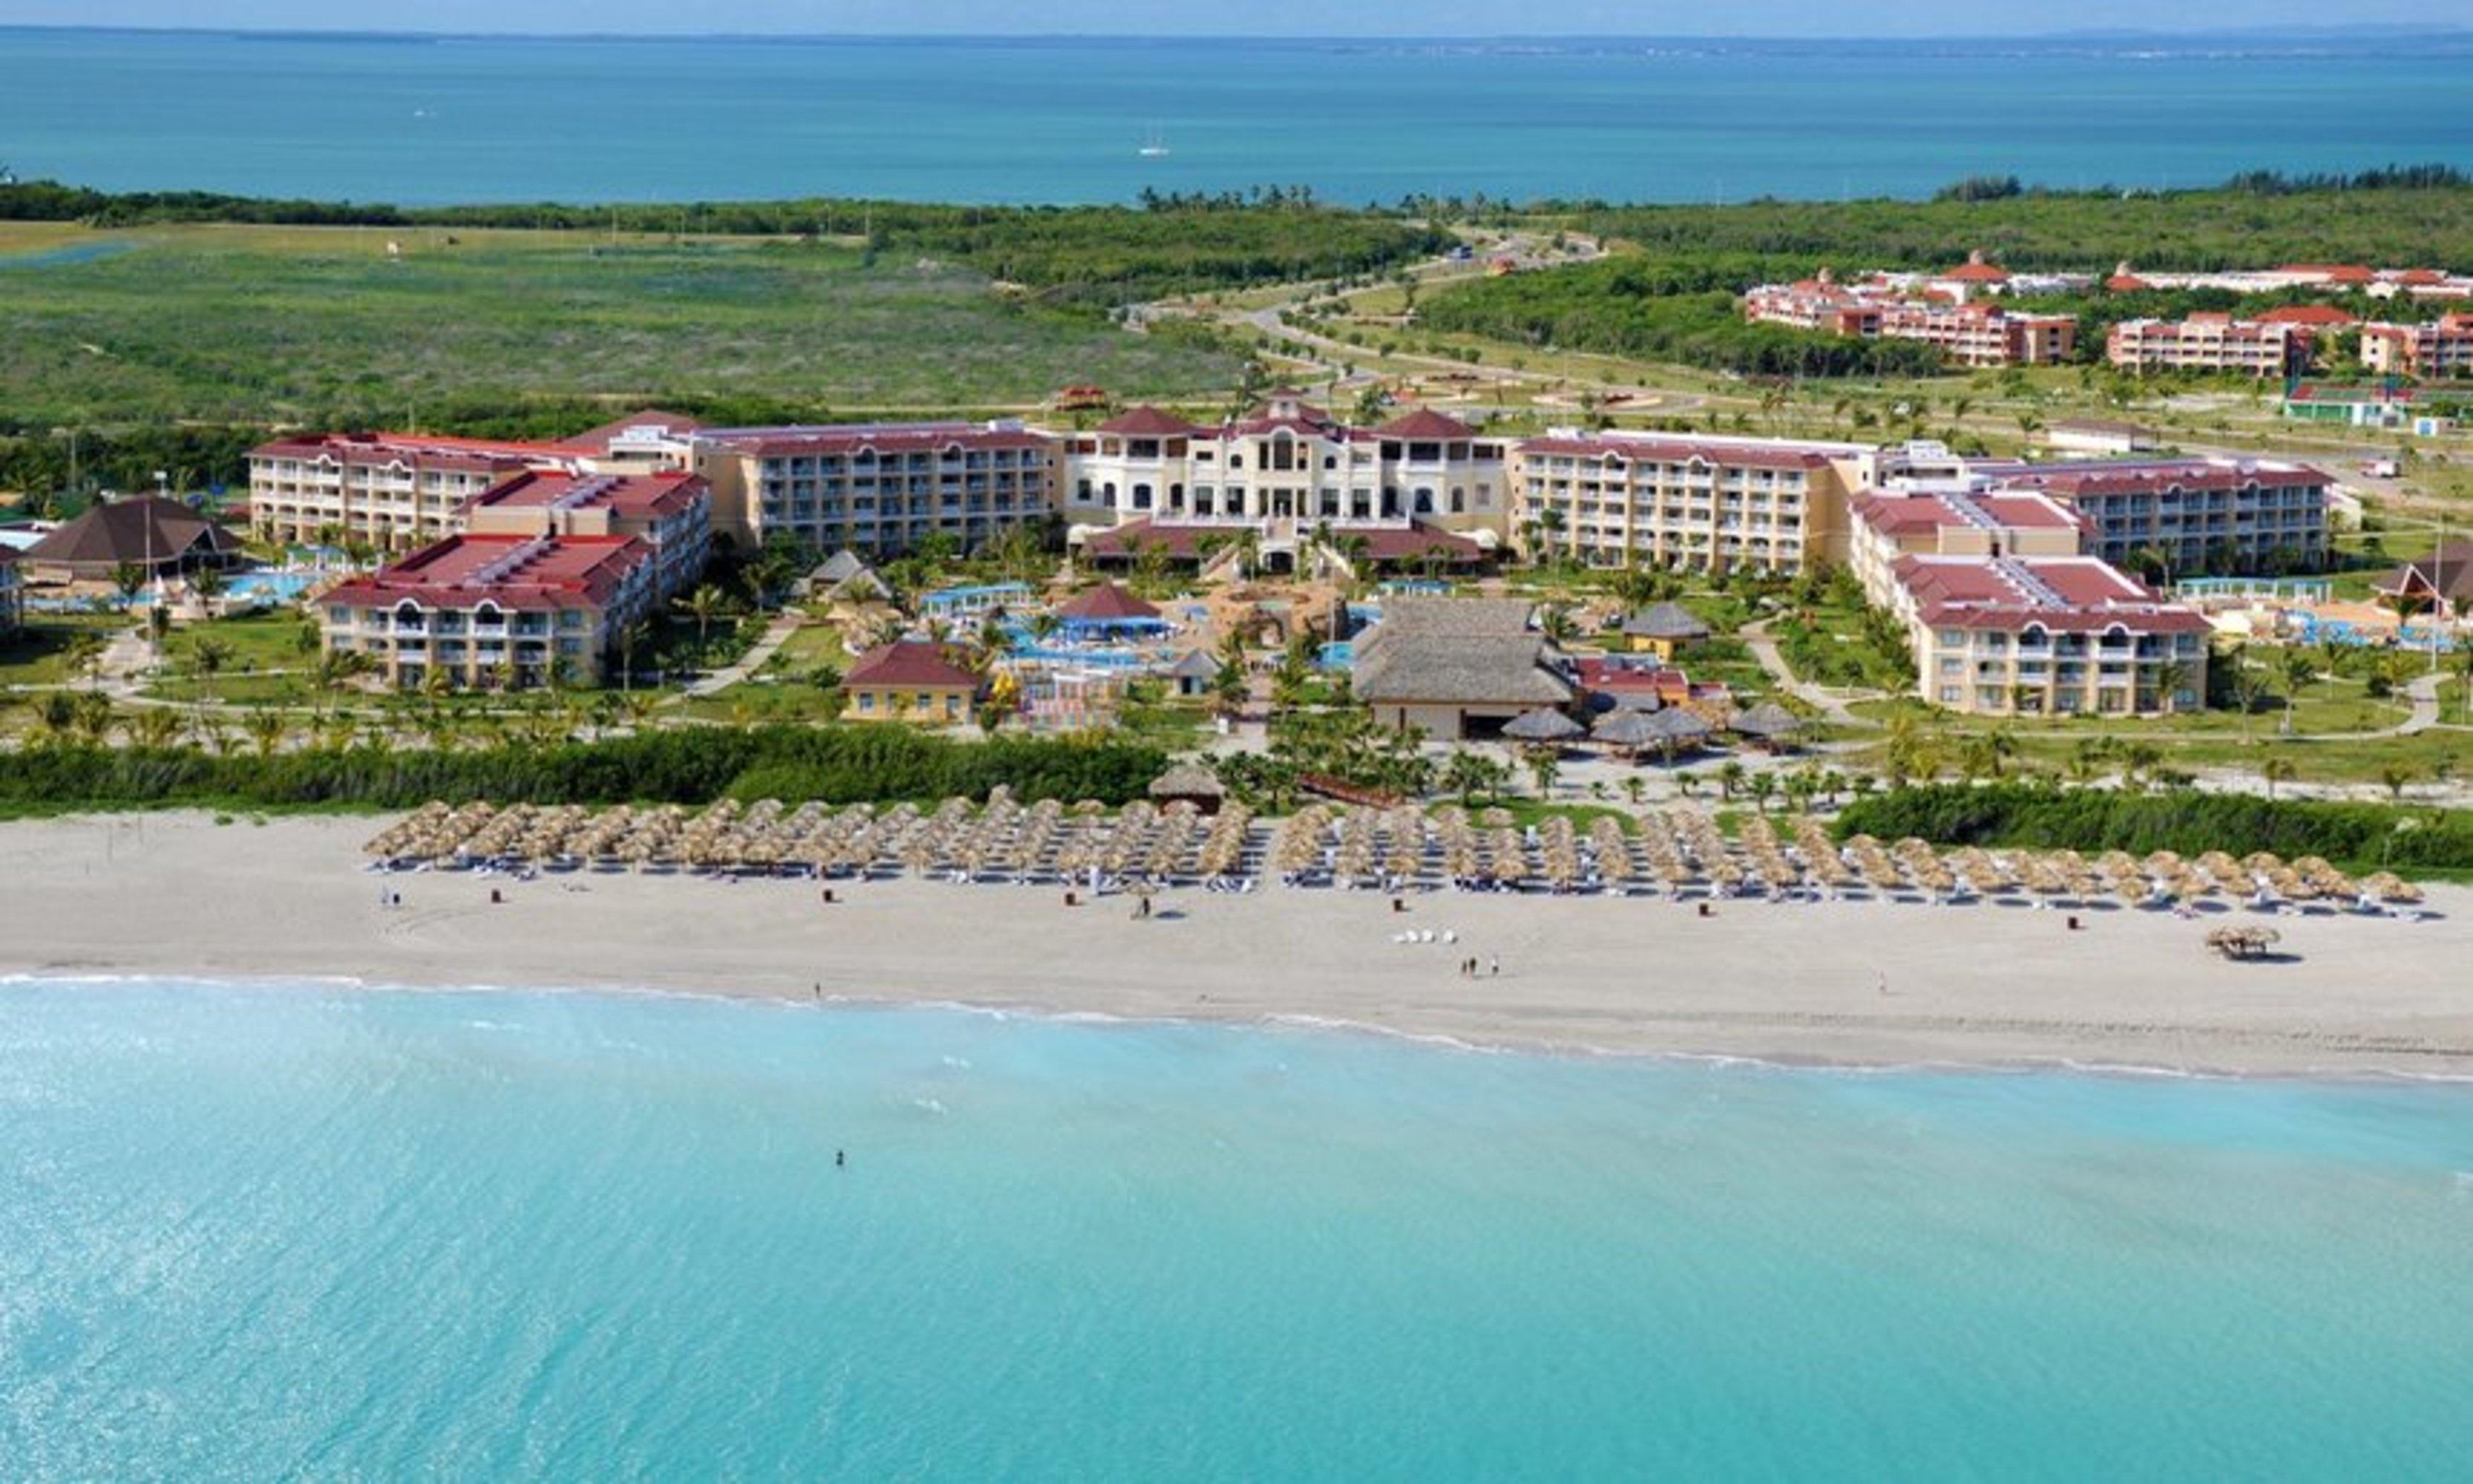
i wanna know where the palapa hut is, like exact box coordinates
[1609,706,1713,764]
[801,549,890,602]
[1501,708,1583,746]
[1730,700,1808,751]
[1352,596,1573,739]
[1617,601,1711,659]
[1147,762,1228,814]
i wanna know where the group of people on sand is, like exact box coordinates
[1458,956,1500,979]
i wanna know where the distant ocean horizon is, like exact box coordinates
[4,977,2472,1479]
[2,27,2470,206]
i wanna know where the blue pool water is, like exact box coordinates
[1,31,2467,205]
[4,978,2470,1480]
[222,573,317,605]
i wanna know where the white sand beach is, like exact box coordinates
[3,811,2467,1077]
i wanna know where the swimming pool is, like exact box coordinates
[224,573,319,605]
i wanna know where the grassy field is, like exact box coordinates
[0,222,1241,431]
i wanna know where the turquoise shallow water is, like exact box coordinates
[3,978,2472,1481]
[1,31,2469,205]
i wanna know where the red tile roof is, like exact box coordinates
[465,470,709,522]
[1850,490,2086,539]
[699,423,1050,460]
[323,534,650,612]
[555,409,704,454]
[1055,583,1162,621]
[1518,434,1837,471]
[843,638,980,691]
[2257,305,2358,327]
[1892,555,2209,634]
[1997,458,2331,497]
[1375,408,1478,440]
[250,430,570,476]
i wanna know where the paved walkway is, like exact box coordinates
[678,612,805,700]
[1737,617,1881,728]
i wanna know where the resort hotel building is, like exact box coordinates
[1062,395,1500,574]
[688,421,1056,555]
[460,470,714,599]
[1846,488,2209,716]
[1508,431,1876,573]
[1971,456,2332,576]
[2358,314,2473,379]
[1740,262,2078,368]
[244,412,700,552]
[2105,316,2311,378]
[317,534,664,690]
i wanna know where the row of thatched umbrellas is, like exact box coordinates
[366,801,2430,908]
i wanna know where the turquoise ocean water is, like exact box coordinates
[1,30,2470,205]
[3,978,2471,1480]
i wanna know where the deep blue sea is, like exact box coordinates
[1,30,2471,205]
[3,978,2471,1480]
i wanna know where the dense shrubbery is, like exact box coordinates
[1419,266,1945,378]
[0,728,1166,816]
[1555,169,2473,274]
[0,181,1444,307]
[1834,783,2473,875]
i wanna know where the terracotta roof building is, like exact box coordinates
[461,470,714,597]
[22,496,243,581]
[691,421,1056,556]
[841,639,981,723]
[318,534,660,689]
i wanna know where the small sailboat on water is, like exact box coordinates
[1137,125,1170,159]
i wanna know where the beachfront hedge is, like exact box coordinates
[1835,783,2473,876]
[0,728,1167,815]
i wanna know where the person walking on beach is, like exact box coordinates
[1488,955,1500,978]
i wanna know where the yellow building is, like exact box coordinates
[841,639,981,724]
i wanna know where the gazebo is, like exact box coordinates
[1501,708,1584,746]
[1618,601,1711,659]
[1147,762,1228,814]
[1730,701,1807,751]
[1601,706,1712,764]
[1056,583,1171,639]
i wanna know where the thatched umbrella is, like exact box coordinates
[1502,708,1583,745]
[1730,701,1806,748]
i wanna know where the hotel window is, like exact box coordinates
[857,693,875,714]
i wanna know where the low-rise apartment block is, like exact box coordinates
[1977,456,2330,576]
[1848,489,2208,716]
[461,470,714,599]
[2106,315,2309,378]
[1511,431,1875,575]
[319,534,662,689]
[691,421,1056,555]
[2359,314,2473,379]
[1742,266,2076,367]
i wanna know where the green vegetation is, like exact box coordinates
[1836,781,2473,877]
[0,225,1241,448]
[0,726,1167,818]
[1420,267,1944,379]
[1554,169,2473,275]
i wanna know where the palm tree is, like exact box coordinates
[2272,646,2317,735]
[1746,772,1777,813]
[678,584,730,651]
[244,708,286,757]
[2148,659,2191,716]
[1525,748,1561,799]
[2377,762,2416,804]
[190,635,232,707]
[2261,756,2298,801]
[1716,759,1746,800]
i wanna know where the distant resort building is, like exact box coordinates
[1510,431,1875,574]
[1615,602,1711,659]
[2041,419,2157,457]
[840,639,981,724]
[1740,257,2078,368]
[2358,314,2473,380]
[318,534,663,689]
[2375,539,2473,612]
[690,421,1056,556]
[2106,261,2473,300]
[1063,395,1500,575]
[21,494,243,583]
[1847,489,2208,716]
[2106,315,2312,379]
